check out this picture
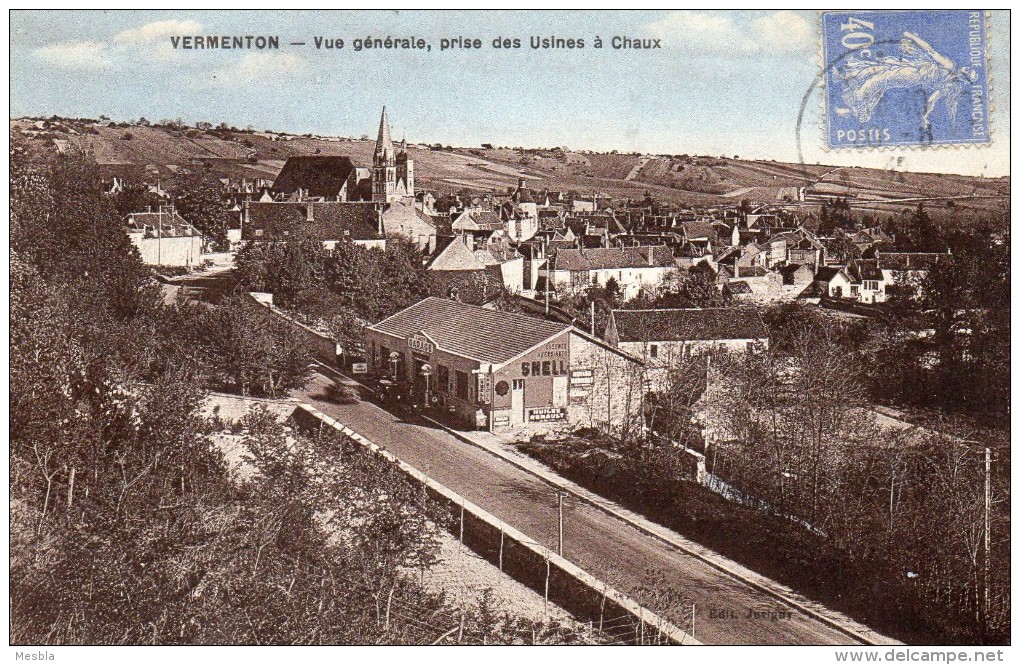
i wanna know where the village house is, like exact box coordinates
[813,265,858,299]
[848,258,886,304]
[451,209,505,245]
[240,200,386,249]
[543,245,675,300]
[380,199,438,252]
[498,177,540,242]
[364,297,644,433]
[125,206,204,267]
[779,263,815,289]
[875,250,949,299]
[604,307,769,391]
[426,235,524,301]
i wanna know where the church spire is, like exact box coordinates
[375,106,395,162]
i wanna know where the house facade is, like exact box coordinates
[544,246,675,300]
[365,298,644,433]
[605,307,769,391]
[126,208,204,267]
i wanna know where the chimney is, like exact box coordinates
[647,246,654,266]
[518,177,526,190]
[306,201,314,222]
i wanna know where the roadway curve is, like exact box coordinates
[293,370,860,645]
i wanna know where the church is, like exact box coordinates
[371,106,415,203]
[270,107,415,204]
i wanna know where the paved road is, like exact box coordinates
[294,370,859,645]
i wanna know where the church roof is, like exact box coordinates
[271,156,357,199]
[375,106,395,161]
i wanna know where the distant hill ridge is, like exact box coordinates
[11,117,1008,210]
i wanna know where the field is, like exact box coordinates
[12,117,1009,212]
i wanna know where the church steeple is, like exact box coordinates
[371,106,412,203]
[374,106,395,164]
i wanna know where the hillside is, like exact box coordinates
[11,117,1009,213]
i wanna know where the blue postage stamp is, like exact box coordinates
[821,10,990,148]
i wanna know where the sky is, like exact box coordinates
[9,10,1011,177]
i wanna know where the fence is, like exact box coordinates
[290,403,700,645]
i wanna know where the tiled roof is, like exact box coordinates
[271,156,357,199]
[680,221,718,243]
[368,297,571,364]
[453,209,503,232]
[611,308,768,343]
[814,266,844,282]
[126,210,202,238]
[853,259,883,281]
[309,202,382,241]
[243,202,382,241]
[779,263,812,278]
[427,237,485,271]
[554,246,674,271]
[877,252,948,271]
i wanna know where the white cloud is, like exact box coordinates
[204,52,308,87]
[33,41,111,70]
[33,19,205,71]
[751,11,814,52]
[113,19,202,44]
[643,10,815,55]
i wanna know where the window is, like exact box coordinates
[850,285,859,297]
[437,365,450,393]
[864,280,879,291]
[455,370,469,400]
[649,344,658,358]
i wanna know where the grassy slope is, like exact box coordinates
[12,117,1009,210]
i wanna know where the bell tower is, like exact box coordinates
[372,106,397,202]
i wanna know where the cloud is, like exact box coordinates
[113,19,202,44]
[33,19,204,71]
[751,11,813,52]
[203,52,308,87]
[33,41,112,70]
[643,10,815,55]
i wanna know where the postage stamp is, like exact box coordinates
[821,10,990,149]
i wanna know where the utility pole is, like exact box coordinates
[557,491,564,556]
[984,446,991,627]
[157,206,163,268]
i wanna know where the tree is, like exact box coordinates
[197,295,313,397]
[168,171,232,251]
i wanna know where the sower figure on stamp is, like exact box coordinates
[835,31,979,132]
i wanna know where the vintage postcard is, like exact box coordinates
[7,9,1010,661]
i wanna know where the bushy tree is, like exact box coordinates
[168,171,232,251]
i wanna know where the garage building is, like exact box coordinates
[365,297,644,433]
